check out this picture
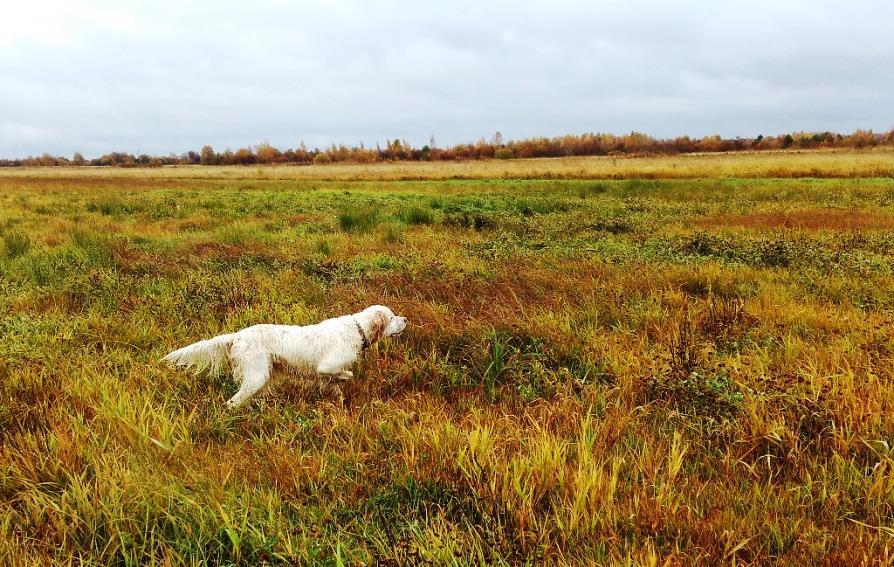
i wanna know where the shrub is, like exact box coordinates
[494,148,514,160]
[313,153,332,165]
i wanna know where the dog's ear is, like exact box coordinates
[369,311,388,342]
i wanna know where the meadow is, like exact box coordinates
[1,153,894,564]
[3,147,893,182]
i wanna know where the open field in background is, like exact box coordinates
[2,147,893,181]
[1,152,894,564]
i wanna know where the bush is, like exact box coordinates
[313,153,332,165]
[494,148,514,160]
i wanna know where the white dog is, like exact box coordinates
[162,305,407,407]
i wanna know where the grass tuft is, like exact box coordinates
[338,207,380,233]
[399,205,435,225]
[2,231,30,258]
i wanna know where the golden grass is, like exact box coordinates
[697,209,894,230]
[1,147,893,181]
[1,161,894,564]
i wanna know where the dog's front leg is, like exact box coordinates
[316,356,355,407]
[322,382,346,406]
[315,374,349,406]
[315,353,354,380]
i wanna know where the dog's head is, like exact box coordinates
[361,305,407,343]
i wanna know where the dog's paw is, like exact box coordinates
[324,383,346,407]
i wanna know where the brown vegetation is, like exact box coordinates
[2,159,894,564]
[4,128,894,167]
[698,209,894,230]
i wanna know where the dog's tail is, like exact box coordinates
[161,333,236,375]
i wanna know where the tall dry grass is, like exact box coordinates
[0,148,892,182]
[1,162,893,564]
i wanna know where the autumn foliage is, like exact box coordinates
[3,128,894,167]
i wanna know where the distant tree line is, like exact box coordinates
[3,129,893,167]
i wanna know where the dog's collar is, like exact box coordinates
[353,316,370,352]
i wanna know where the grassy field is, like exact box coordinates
[2,147,893,181]
[1,152,894,564]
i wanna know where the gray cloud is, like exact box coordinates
[2,0,892,158]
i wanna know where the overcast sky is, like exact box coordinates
[2,0,892,158]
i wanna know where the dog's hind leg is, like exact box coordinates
[226,350,272,408]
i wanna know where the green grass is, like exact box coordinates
[2,231,30,258]
[398,205,435,225]
[338,206,380,233]
[2,158,894,564]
